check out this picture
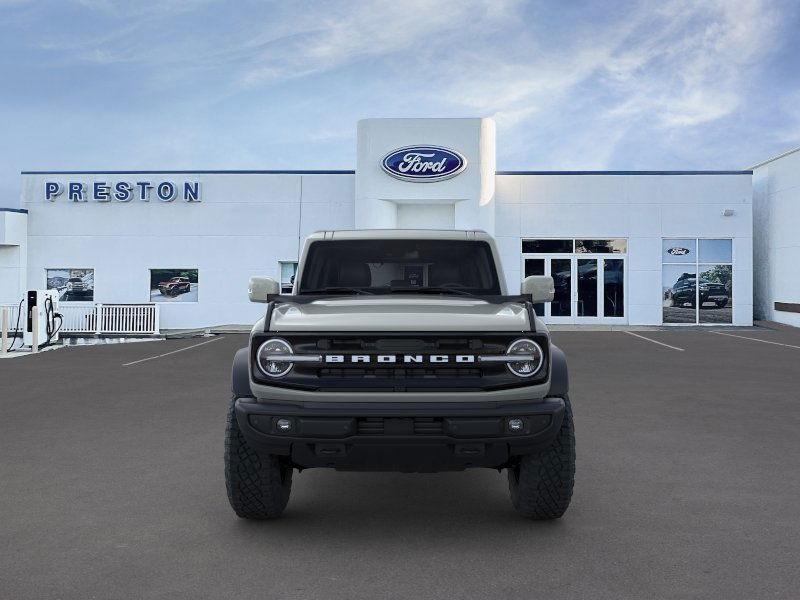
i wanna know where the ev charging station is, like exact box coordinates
[23,289,62,349]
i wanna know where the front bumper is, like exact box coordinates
[235,396,565,472]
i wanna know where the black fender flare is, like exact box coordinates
[232,347,254,398]
[548,343,569,397]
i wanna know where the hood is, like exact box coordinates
[270,296,530,332]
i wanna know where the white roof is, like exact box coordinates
[307,229,492,241]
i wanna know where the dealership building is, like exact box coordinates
[1,118,797,333]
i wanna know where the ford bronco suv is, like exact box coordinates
[158,276,191,297]
[226,230,574,519]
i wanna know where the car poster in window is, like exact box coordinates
[46,268,94,302]
[150,269,198,302]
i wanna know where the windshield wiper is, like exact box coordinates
[300,287,374,295]
[389,286,477,298]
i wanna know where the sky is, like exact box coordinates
[1,0,799,208]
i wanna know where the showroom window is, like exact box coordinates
[662,239,732,324]
[575,239,627,254]
[46,268,94,302]
[279,262,298,294]
[521,239,573,253]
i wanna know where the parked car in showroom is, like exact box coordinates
[158,276,191,297]
[226,229,574,520]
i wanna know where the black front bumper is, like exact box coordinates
[235,397,565,472]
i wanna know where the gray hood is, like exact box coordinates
[270,296,530,332]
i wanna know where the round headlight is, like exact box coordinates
[506,338,544,378]
[256,338,293,378]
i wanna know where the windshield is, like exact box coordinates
[298,239,501,295]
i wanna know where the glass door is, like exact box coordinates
[576,258,598,317]
[523,257,546,317]
[523,256,574,323]
[603,258,625,319]
[522,254,626,324]
[574,256,626,323]
[549,258,573,322]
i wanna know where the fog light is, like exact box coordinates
[508,418,524,432]
[276,418,293,432]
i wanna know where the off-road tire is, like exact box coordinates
[508,395,575,519]
[225,397,292,519]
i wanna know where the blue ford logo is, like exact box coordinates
[381,145,467,182]
[667,247,691,256]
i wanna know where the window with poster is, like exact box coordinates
[662,239,732,325]
[46,268,94,302]
[149,269,199,303]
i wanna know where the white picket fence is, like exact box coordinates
[0,302,160,335]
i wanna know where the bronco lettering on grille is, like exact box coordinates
[324,354,476,364]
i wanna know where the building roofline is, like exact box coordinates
[0,207,27,214]
[20,170,356,175]
[21,169,752,176]
[748,146,800,170]
[496,170,752,175]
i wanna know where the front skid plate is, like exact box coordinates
[234,397,565,471]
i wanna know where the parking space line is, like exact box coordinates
[122,337,223,366]
[623,331,684,351]
[710,331,800,349]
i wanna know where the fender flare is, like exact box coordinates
[548,343,569,397]
[232,347,254,398]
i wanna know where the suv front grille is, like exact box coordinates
[252,333,549,391]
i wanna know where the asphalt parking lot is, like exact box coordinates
[2,327,799,599]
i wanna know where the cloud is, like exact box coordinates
[419,0,790,168]
[0,0,796,199]
[238,0,519,88]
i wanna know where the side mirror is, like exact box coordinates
[248,276,280,303]
[521,275,554,303]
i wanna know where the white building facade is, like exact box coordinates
[2,118,755,330]
[753,147,800,328]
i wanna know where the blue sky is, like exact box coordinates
[1,0,799,208]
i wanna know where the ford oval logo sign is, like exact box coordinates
[381,145,467,182]
[667,247,691,256]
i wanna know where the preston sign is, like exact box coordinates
[44,181,201,202]
[381,145,467,182]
